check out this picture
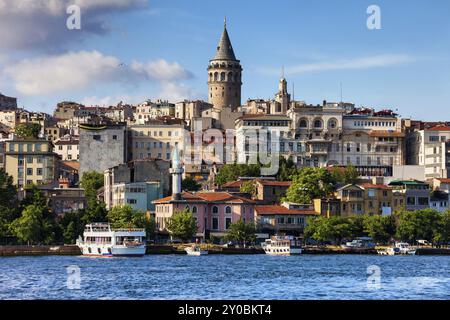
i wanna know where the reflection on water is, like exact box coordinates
[0,255,449,300]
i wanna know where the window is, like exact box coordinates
[407,197,416,205]
[225,218,232,230]
[225,206,232,214]
[299,119,308,128]
[212,206,219,214]
[37,168,43,176]
[314,119,322,128]
[112,135,117,140]
[418,197,429,206]
[212,217,219,230]
[27,168,33,175]
[93,135,101,141]
[127,199,137,204]
[192,206,197,214]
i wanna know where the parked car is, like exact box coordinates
[342,237,375,249]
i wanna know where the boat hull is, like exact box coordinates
[77,243,146,257]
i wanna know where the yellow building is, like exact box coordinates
[336,183,395,216]
[129,120,185,161]
[5,139,58,188]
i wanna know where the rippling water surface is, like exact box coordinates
[0,255,449,300]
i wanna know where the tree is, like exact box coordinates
[396,209,441,243]
[434,210,450,245]
[276,157,297,181]
[284,167,336,204]
[304,216,355,244]
[10,204,55,244]
[330,166,360,185]
[363,215,396,243]
[80,171,107,223]
[0,169,19,241]
[224,219,256,246]
[14,123,41,139]
[107,205,154,235]
[165,208,197,242]
[0,169,17,207]
[182,177,201,192]
[240,180,256,198]
[215,164,261,187]
[57,211,84,244]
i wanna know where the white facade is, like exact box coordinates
[406,126,450,179]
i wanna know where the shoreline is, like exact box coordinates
[2,245,450,257]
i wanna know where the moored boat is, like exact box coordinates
[76,223,146,257]
[261,236,302,256]
[185,245,208,256]
[377,242,416,255]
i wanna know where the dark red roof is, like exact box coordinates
[255,205,317,216]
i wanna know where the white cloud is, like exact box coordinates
[3,50,193,95]
[258,54,416,76]
[0,0,148,51]
[131,59,192,82]
[81,94,146,107]
[158,82,200,102]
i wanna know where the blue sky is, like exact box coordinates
[0,0,449,121]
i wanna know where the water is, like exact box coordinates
[0,255,449,300]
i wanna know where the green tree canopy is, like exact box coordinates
[181,177,201,192]
[166,208,197,242]
[10,204,55,244]
[57,211,85,244]
[107,205,154,237]
[0,169,17,207]
[276,157,297,181]
[80,171,107,223]
[224,219,256,246]
[239,180,256,198]
[304,216,356,244]
[363,215,396,243]
[284,167,336,204]
[330,166,360,185]
[14,123,41,139]
[396,209,442,243]
[215,164,261,187]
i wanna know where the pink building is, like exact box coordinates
[153,191,255,238]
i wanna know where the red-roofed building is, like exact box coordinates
[255,203,318,236]
[220,178,291,203]
[153,191,256,238]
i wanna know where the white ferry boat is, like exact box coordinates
[76,223,146,257]
[261,236,303,256]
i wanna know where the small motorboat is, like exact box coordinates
[378,242,416,255]
[185,245,208,256]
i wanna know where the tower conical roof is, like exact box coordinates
[212,21,237,61]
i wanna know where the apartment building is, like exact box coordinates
[406,124,450,179]
[388,180,430,211]
[54,136,79,161]
[4,139,58,188]
[134,100,175,123]
[129,119,186,161]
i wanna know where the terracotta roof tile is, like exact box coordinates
[255,205,318,216]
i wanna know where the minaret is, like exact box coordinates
[207,18,242,110]
[170,146,183,200]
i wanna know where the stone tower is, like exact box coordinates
[207,19,242,110]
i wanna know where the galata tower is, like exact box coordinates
[207,18,242,110]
